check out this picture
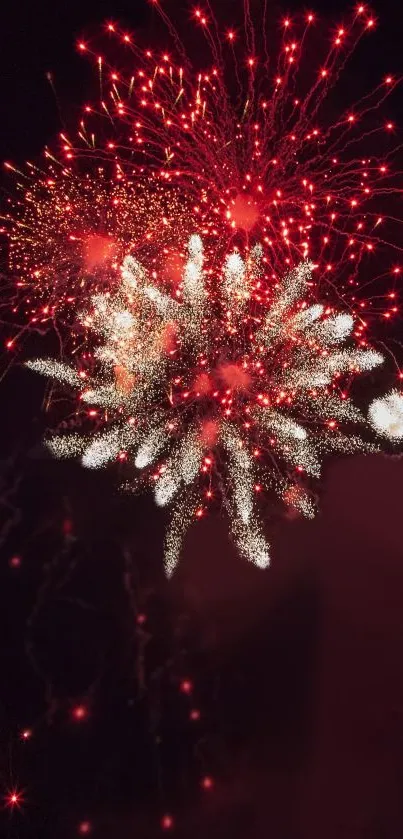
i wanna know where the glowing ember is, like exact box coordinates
[72,705,88,721]
[161,814,174,830]
[229,195,259,231]
[6,790,23,809]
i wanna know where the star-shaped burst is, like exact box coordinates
[27,235,394,575]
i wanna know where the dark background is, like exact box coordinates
[1,1,403,837]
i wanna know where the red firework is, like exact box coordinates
[2,1,403,348]
[70,4,403,299]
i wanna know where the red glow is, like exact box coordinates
[114,366,136,395]
[161,250,185,283]
[229,194,259,231]
[6,790,23,809]
[9,555,21,568]
[193,372,212,395]
[158,321,178,354]
[136,613,147,625]
[200,419,219,448]
[72,705,88,721]
[83,235,115,270]
[180,679,193,695]
[63,518,73,536]
[218,363,251,392]
[161,814,174,830]
[201,775,214,789]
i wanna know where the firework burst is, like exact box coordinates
[4,2,403,573]
[67,4,403,296]
[27,235,392,575]
[3,2,403,345]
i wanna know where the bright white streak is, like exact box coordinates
[26,359,82,387]
[135,426,166,469]
[81,425,137,469]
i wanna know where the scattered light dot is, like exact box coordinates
[6,790,23,810]
[201,776,214,789]
[161,814,174,830]
[72,705,88,721]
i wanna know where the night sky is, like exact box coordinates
[1,1,403,838]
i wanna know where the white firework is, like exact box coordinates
[26,236,393,576]
[368,390,403,440]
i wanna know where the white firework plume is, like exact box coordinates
[368,390,403,440]
[26,235,394,576]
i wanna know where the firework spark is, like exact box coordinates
[26,236,394,575]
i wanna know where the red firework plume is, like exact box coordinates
[2,1,402,349]
[70,4,403,292]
